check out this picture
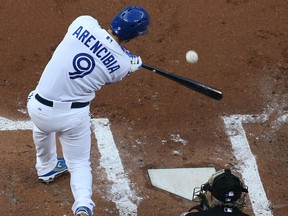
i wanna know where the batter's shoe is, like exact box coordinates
[75,206,93,216]
[38,158,68,183]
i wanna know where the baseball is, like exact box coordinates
[186,50,198,64]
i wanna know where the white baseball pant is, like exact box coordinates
[27,91,95,213]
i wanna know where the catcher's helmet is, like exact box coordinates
[203,169,248,204]
[110,6,150,41]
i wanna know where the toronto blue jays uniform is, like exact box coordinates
[27,5,150,216]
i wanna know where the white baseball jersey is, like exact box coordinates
[36,15,131,102]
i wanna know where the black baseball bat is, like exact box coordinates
[142,63,223,100]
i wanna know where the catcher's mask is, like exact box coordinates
[110,5,150,41]
[193,169,248,209]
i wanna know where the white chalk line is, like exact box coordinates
[271,112,288,129]
[222,114,276,216]
[0,116,140,216]
[92,119,140,216]
[0,117,33,130]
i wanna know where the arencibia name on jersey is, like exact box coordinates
[72,26,120,74]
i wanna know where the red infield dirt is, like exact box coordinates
[0,1,287,216]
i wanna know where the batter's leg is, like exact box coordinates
[58,110,95,214]
[33,125,58,176]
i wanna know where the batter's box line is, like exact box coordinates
[222,113,288,216]
[0,117,33,131]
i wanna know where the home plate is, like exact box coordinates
[148,167,216,200]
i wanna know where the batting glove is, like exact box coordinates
[129,55,142,73]
[120,45,142,72]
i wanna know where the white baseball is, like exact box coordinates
[186,50,198,64]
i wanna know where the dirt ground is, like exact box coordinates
[0,0,287,216]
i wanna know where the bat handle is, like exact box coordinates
[142,64,155,71]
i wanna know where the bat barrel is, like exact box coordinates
[142,64,223,100]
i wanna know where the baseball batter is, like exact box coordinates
[27,6,150,216]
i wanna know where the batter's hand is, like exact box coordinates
[129,55,142,72]
[120,45,142,72]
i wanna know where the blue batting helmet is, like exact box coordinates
[110,6,150,41]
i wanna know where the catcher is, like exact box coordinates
[180,169,249,216]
